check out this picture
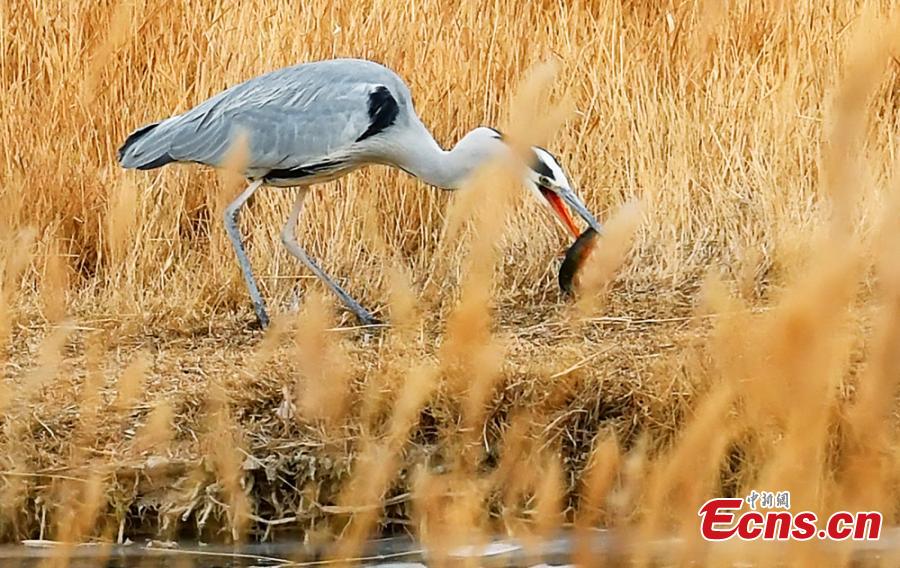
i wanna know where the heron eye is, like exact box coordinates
[538,175,554,189]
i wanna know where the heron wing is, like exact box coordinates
[157,60,409,175]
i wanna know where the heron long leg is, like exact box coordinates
[223,179,269,328]
[281,188,379,326]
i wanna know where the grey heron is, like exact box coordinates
[118,58,604,328]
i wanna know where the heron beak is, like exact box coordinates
[541,183,604,238]
[540,187,580,238]
[557,184,604,235]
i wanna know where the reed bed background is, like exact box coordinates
[2,0,900,564]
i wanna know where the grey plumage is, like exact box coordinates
[119,58,604,328]
[119,59,416,184]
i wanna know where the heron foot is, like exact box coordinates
[340,295,381,326]
[354,308,382,327]
[251,302,271,330]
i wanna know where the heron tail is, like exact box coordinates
[117,121,175,170]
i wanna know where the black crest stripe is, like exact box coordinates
[530,149,555,180]
[356,86,400,142]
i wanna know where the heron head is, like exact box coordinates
[455,129,603,238]
[522,147,604,239]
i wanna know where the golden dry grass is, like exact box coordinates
[3,0,900,565]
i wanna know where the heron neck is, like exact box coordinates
[394,131,487,190]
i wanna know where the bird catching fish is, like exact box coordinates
[118,58,604,327]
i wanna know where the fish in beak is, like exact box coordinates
[558,227,600,294]
[517,146,606,294]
